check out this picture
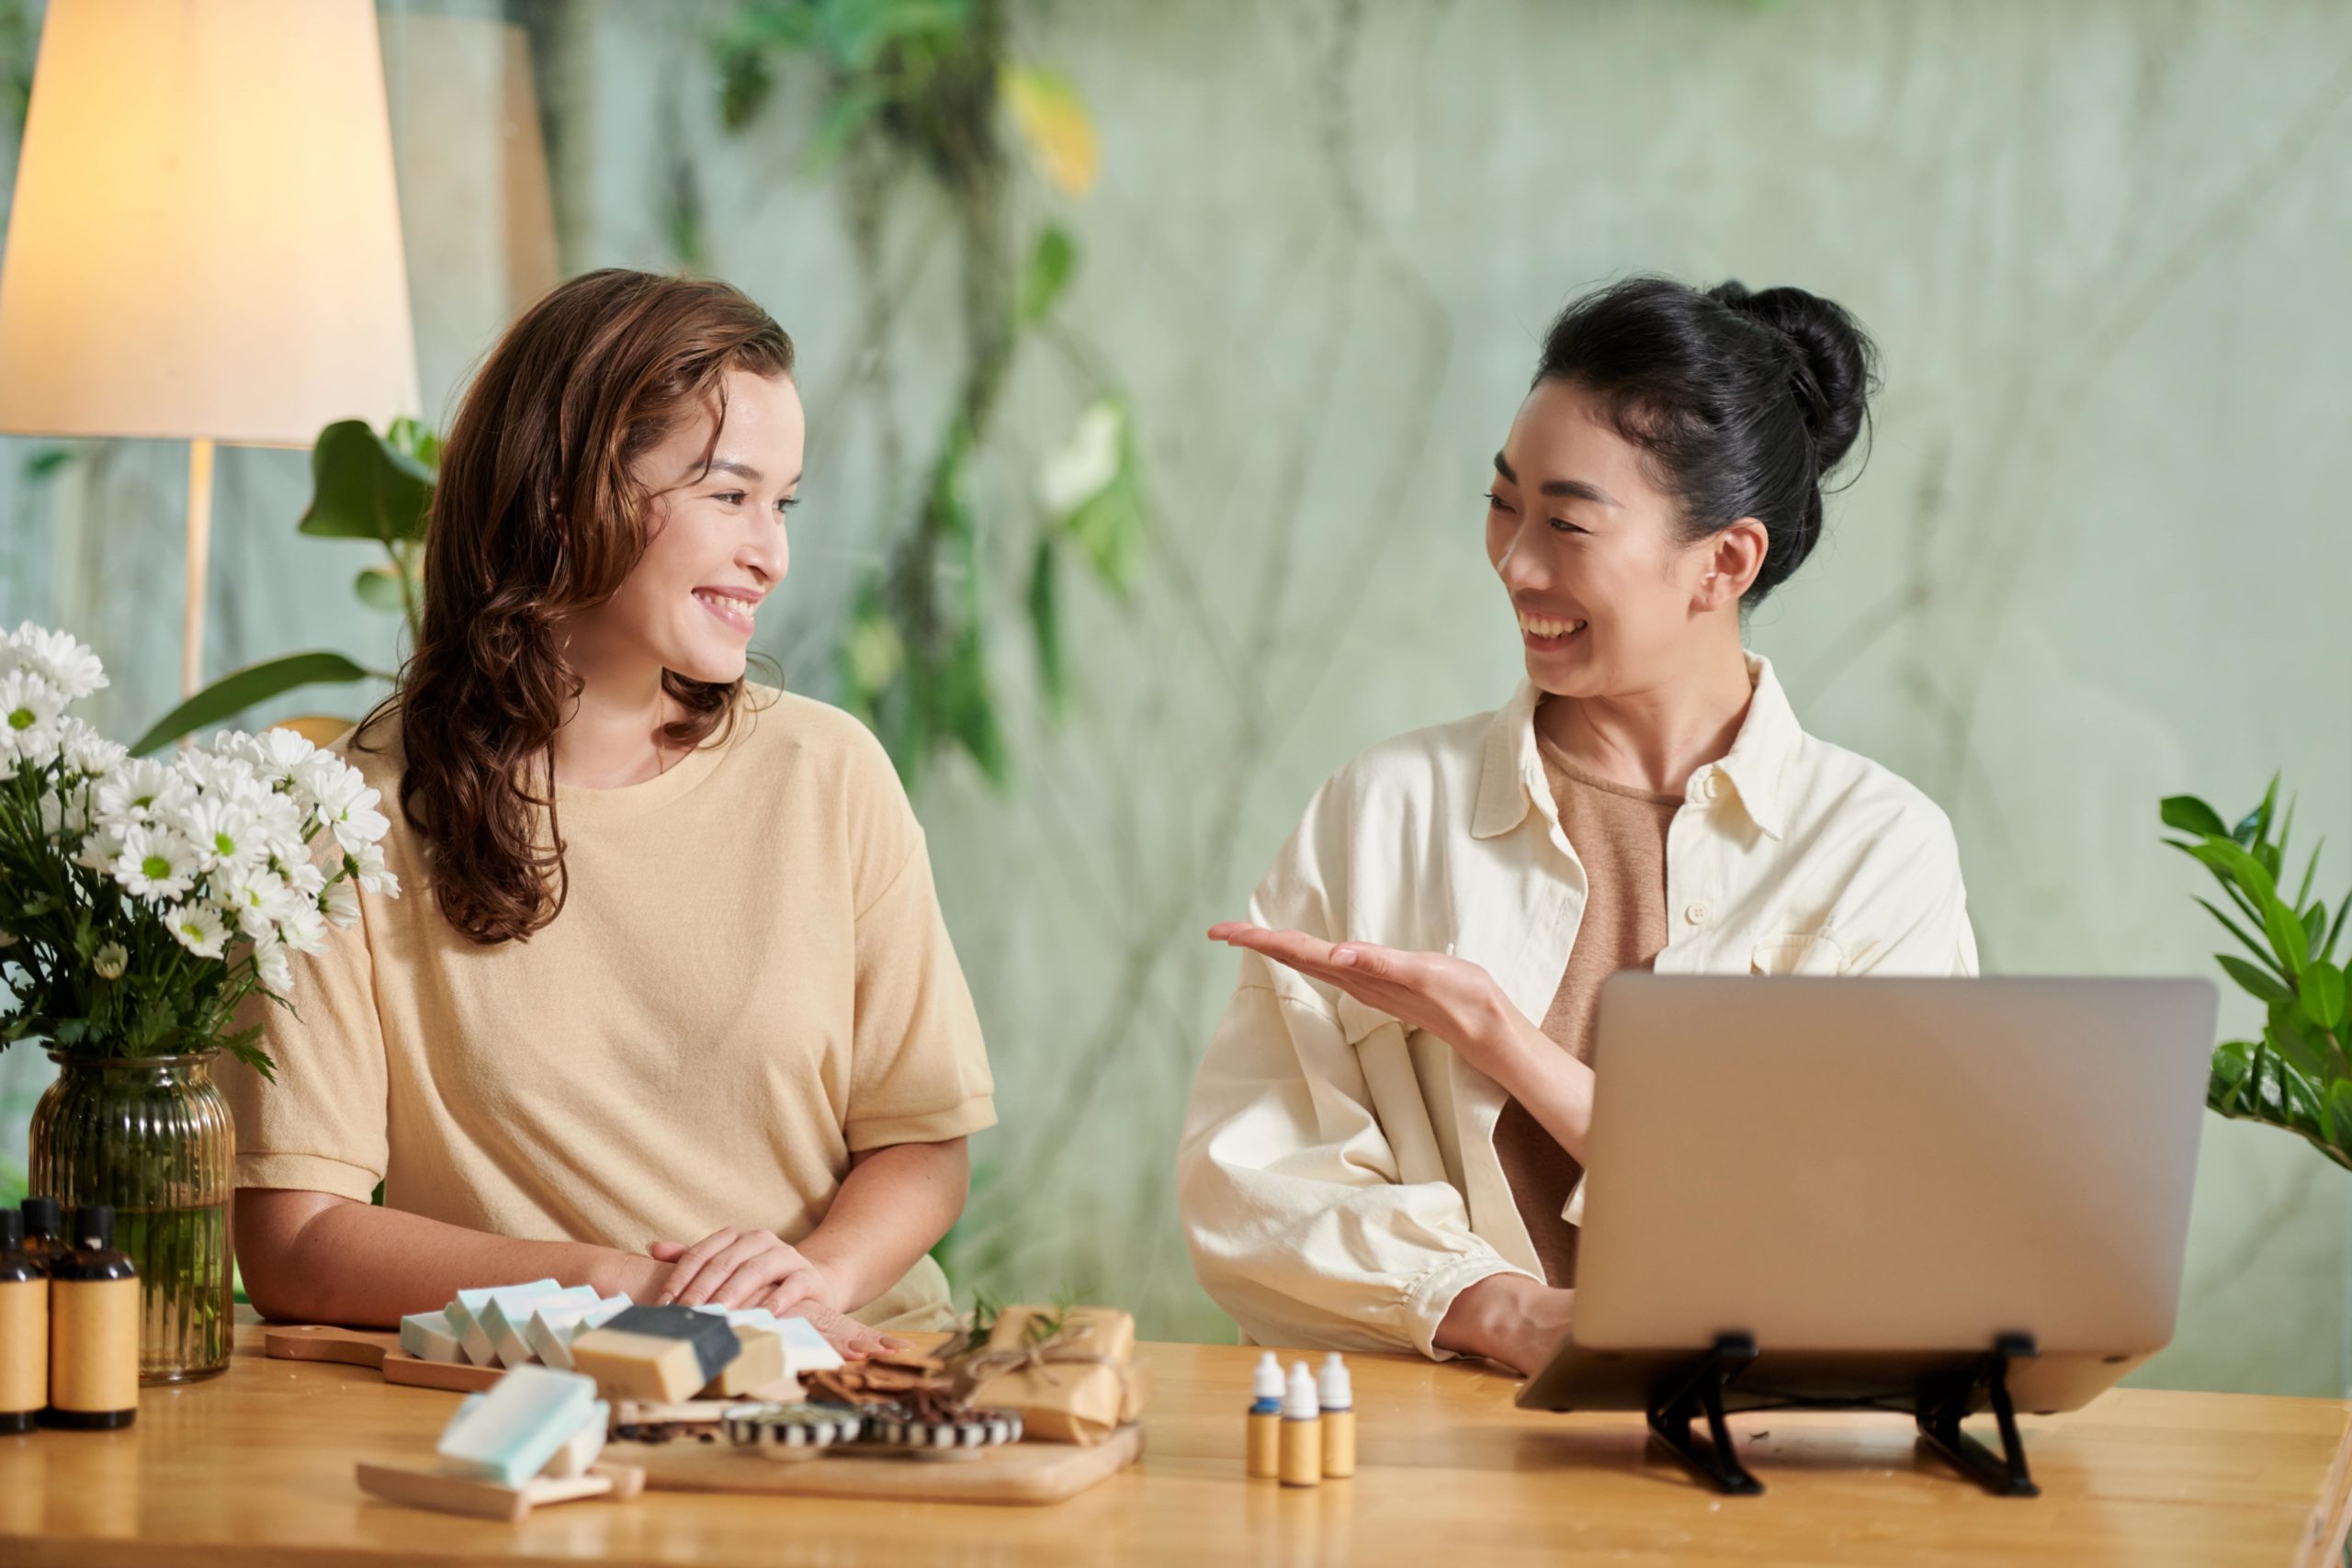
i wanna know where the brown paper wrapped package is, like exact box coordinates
[959,1306,1145,1446]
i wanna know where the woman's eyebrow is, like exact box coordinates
[1493,451,1619,507]
[693,457,764,483]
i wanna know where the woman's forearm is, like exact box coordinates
[1479,1005,1598,1165]
[795,1138,970,1315]
[235,1189,663,1327]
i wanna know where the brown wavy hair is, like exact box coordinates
[357,269,795,945]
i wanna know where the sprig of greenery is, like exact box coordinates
[2163,777,2352,1171]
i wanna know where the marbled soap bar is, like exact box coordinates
[434,1365,597,1487]
[570,1304,740,1402]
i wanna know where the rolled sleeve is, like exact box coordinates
[842,812,996,1153]
[1178,778,1532,1359]
[218,886,390,1201]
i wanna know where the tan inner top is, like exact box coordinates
[1492,720,1679,1289]
[220,687,995,1331]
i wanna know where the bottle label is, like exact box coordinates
[0,1279,44,1414]
[51,1278,138,1413]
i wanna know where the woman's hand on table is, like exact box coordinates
[783,1300,905,1360]
[1435,1272,1577,1378]
[643,1227,907,1359]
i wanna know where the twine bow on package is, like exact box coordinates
[951,1306,1149,1446]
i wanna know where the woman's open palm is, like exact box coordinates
[1208,921,1517,1078]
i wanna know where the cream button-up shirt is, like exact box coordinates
[1176,653,1977,1358]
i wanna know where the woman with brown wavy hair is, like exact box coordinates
[223,269,993,1350]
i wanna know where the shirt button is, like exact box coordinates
[1685,902,1712,926]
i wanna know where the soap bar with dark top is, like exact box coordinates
[567,1304,741,1403]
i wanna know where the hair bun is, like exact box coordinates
[1707,280,1874,471]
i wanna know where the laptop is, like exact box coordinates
[1519,975,2217,1422]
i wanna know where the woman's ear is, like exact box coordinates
[1695,519,1770,612]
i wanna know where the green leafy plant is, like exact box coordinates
[2162,778,2352,1170]
[714,0,1143,790]
[132,418,436,755]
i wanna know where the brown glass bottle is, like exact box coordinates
[0,1211,42,1434]
[42,1205,137,1430]
[18,1197,63,1274]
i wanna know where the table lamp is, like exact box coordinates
[0,0,419,697]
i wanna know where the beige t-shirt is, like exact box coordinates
[1491,727,1679,1289]
[220,686,995,1331]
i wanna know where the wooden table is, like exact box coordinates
[1,1321,2347,1566]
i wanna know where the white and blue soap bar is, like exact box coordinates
[398,1309,465,1364]
[447,1279,560,1367]
[482,1283,598,1368]
[435,1364,597,1487]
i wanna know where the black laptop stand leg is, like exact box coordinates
[1915,1334,2041,1498]
[1647,1334,1763,1496]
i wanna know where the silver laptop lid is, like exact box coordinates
[1567,975,2215,1356]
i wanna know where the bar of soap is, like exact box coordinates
[539,1400,609,1479]
[569,1304,741,1403]
[703,1325,787,1397]
[434,1364,597,1487]
[526,1295,633,1371]
[482,1284,598,1369]
[773,1314,845,1375]
[449,1280,560,1367]
[400,1310,466,1365]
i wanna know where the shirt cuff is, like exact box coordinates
[844,1093,997,1152]
[1560,1177,1586,1228]
[1403,1252,1533,1361]
[235,1151,380,1203]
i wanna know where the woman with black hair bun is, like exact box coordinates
[1179,276,1974,1376]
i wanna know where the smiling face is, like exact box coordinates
[571,367,805,688]
[1486,378,1762,700]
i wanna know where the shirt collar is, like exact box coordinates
[1470,651,1801,842]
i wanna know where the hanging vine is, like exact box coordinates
[713,0,1145,790]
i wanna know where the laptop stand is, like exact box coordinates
[1646,1331,2041,1498]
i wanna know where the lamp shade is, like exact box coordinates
[0,0,418,446]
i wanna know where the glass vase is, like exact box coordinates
[28,1051,236,1383]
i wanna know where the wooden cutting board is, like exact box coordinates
[270,1324,1137,1505]
[265,1324,505,1393]
[615,1421,1144,1506]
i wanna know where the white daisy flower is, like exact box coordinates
[96,757,181,824]
[251,932,293,993]
[74,825,126,874]
[164,904,229,960]
[113,825,199,901]
[60,718,125,779]
[0,671,63,764]
[277,900,329,956]
[321,881,360,927]
[92,942,129,980]
[7,623,107,701]
[252,728,317,779]
[179,796,267,875]
[215,865,297,942]
[307,763,390,854]
[347,841,400,897]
